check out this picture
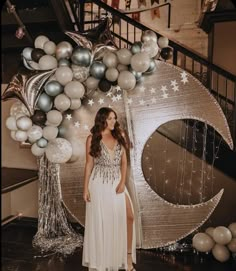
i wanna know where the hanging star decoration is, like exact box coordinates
[138,0,147,8]
[151,7,160,19]
[65,17,117,50]
[151,0,159,5]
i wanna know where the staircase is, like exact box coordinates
[67,0,235,150]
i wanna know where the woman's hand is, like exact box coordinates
[83,188,91,202]
[116,181,125,194]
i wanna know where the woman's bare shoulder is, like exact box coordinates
[86,134,92,143]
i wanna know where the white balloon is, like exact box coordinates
[27,125,43,143]
[43,40,56,55]
[15,113,26,120]
[46,110,63,126]
[227,238,236,252]
[22,47,33,61]
[16,116,32,131]
[130,52,150,73]
[70,99,82,110]
[158,36,169,49]
[85,76,99,90]
[34,35,49,49]
[228,222,236,238]
[116,48,132,65]
[212,244,230,262]
[15,130,28,142]
[31,143,45,156]
[141,40,160,58]
[64,81,85,99]
[10,131,17,141]
[54,94,71,112]
[38,55,58,70]
[55,66,73,86]
[213,226,232,245]
[103,52,118,68]
[205,227,215,238]
[117,71,136,91]
[105,68,119,82]
[6,116,17,131]
[45,138,72,163]
[43,126,58,141]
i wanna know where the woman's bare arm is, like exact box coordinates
[83,135,94,202]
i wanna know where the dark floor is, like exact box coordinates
[2,218,236,271]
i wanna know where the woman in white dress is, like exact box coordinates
[82,107,136,271]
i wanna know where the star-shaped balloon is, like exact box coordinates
[1,68,55,116]
[65,17,117,49]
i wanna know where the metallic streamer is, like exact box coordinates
[32,154,83,255]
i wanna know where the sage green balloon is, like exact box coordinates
[44,80,64,97]
[37,93,53,112]
[37,137,48,148]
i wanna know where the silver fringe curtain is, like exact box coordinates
[32,154,83,255]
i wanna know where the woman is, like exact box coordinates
[82,107,136,271]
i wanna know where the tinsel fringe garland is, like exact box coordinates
[32,154,83,255]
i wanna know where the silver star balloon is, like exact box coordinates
[2,69,55,116]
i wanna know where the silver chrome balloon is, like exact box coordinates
[56,41,73,60]
[71,47,91,67]
[89,61,106,79]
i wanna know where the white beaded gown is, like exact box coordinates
[82,141,136,271]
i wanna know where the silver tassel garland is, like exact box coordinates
[32,154,83,255]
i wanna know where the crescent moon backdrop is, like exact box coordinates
[60,61,233,248]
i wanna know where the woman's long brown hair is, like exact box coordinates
[90,107,128,157]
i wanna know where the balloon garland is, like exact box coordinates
[192,222,236,262]
[2,18,173,165]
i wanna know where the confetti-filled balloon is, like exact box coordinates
[45,138,72,163]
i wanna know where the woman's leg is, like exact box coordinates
[125,193,134,270]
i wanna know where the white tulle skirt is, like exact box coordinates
[82,177,136,271]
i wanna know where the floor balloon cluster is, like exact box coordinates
[192,223,236,262]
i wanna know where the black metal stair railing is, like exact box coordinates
[67,0,236,150]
